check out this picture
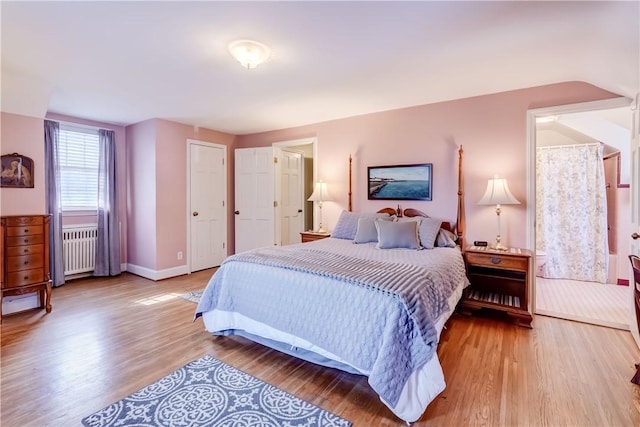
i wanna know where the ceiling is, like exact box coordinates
[2,1,638,135]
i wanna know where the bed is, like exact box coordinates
[195,148,468,423]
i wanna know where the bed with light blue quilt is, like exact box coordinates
[196,224,468,423]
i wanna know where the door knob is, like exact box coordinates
[192,211,199,216]
[234,210,240,215]
[297,209,303,213]
[632,232,640,240]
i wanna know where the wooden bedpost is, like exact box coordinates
[457,146,465,248]
[348,155,353,212]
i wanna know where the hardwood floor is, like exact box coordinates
[1,270,639,426]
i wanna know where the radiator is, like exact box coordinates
[63,225,98,276]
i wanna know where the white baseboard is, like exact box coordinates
[126,263,189,281]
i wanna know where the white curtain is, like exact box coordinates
[536,143,608,283]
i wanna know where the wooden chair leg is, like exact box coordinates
[632,364,640,386]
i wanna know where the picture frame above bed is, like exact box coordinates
[368,163,432,201]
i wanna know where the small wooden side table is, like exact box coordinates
[300,231,331,243]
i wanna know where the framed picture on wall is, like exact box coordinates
[1,153,34,188]
[368,163,432,201]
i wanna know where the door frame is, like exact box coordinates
[526,96,633,315]
[272,137,316,244]
[186,139,228,273]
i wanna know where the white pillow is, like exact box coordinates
[375,219,421,250]
[332,210,390,240]
[354,216,393,244]
[396,216,442,249]
[435,228,457,247]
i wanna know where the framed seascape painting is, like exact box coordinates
[368,163,432,201]
[1,153,34,188]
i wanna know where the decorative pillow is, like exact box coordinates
[332,210,389,240]
[354,216,393,244]
[375,219,421,250]
[435,228,457,248]
[416,217,443,249]
[396,216,442,249]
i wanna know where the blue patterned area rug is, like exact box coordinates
[82,355,352,427]
[179,289,203,304]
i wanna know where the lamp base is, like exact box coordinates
[493,235,508,251]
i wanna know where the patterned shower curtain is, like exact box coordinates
[536,143,609,283]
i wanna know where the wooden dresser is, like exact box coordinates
[1,215,52,319]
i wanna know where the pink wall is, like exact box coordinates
[237,82,619,250]
[154,120,236,270]
[0,113,46,215]
[126,119,157,269]
[126,119,236,273]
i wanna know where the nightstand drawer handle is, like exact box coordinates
[490,257,502,265]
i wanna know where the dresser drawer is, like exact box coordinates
[6,268,46,288]
[6,225,43,237]
[6,244,44,257]
[465,252,528,271]
[6,234,44,247]
[4,216,44,227]
[6,254,44,272]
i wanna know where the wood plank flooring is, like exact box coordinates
[1,270,639,426]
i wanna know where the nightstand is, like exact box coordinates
[300,231,330,243]
[461,246,533,328]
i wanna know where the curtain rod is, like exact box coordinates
[47,118,115,132]
[536,142,602,150]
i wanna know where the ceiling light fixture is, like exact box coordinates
[228,39,271,69]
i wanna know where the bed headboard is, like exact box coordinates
[349,146,464,246]
[376,207,455,234]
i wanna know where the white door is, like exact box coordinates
[235,147,275,253]
[277,149,304,245]
[189,142,227,272]
[630,101,640,347]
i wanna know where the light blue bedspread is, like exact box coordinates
[196,241,465,407]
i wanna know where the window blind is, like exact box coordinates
[59,125,99,210]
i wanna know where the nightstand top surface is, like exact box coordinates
[465,245,532,257]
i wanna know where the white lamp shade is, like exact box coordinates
[308,181,331,202]
[228,40,271,69]
[478,177,520,205]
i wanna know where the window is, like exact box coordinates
[58,125,100,211]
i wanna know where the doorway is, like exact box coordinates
[273,137,316,245]
[527,98,633,330]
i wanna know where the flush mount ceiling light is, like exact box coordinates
[228,39,271,69]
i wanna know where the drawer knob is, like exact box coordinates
[23,249,28,253]
[24,261,29,265]
[24,229,29,233]
[490,257,502,265]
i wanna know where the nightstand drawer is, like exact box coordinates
[465,252,528,271]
